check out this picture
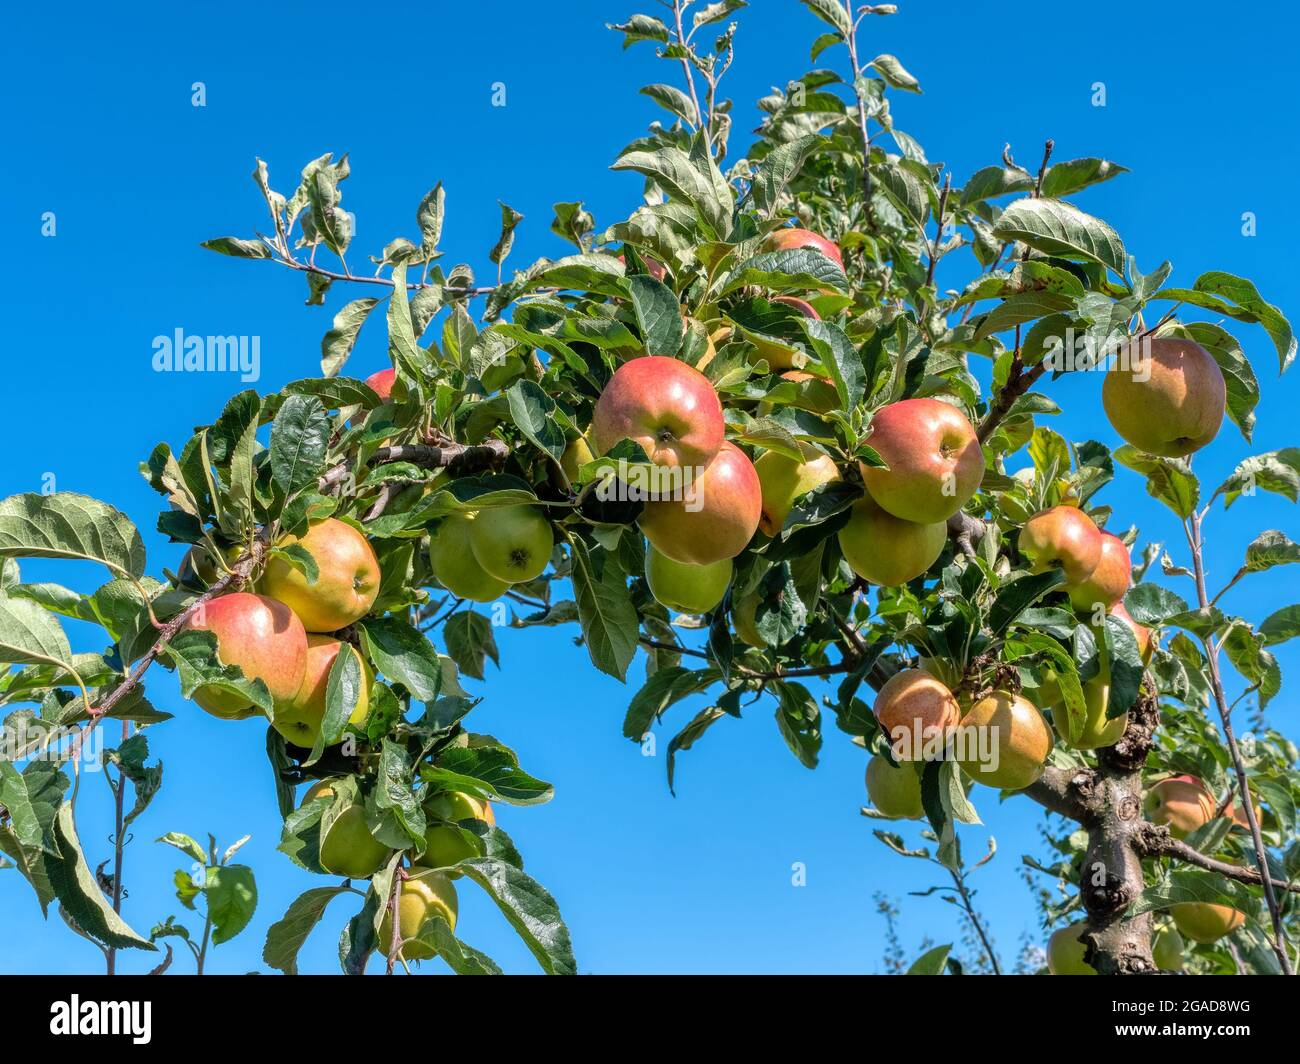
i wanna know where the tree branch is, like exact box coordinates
[1022,764,1096,822]
[1136,824,1300,896]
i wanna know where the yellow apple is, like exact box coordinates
[272,636,373,748]
[1102,337,1226,458]
[956,691,1054,791]
[754,442,840,537]
[378,869,459,961]
[263,518,381,633]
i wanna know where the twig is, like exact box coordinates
[1185,511,1293,974]
[1136,825,1300,896]
[671,0,711,154]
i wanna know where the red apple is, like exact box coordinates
[1068,531,1132,616]
[1019,506,1102,586]
[1103,337,1226,458]
[263,518,382,633]
[273,636,373,748]
[639,441,762,565]
[184,592,308,719]
[763,227,844,270]
[591,356,725,470]
[365,368,396,400]
[860,398,984,524]
[1145,776,1216,839]
[873,668,960,761]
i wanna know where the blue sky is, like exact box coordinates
[1,0,1296,974]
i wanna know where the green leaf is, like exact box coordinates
[270,395,330,499]
[750,134,822,218]
[489,202,525,267]
[416,181,445,254]
[571,540,638,682]
[1259,604,1300,647]
[1244,530,1300,572]
[459,857,576,975]
[168,628,274,715]
[991,197,1126,276]
[612,145,732,239]
[0,493,146,578]
[907,943,953,975]
[0,593,75,674]
[262,886,348,975]
[623,666,722,740]
[802,318,864,410]
[987,570,1066,637]
[200,236,271,259]
[1123,583,1190,626]
[870,54,921,93]
[420,740,554,805]
[799,0,851,38]
[629,275,685,356]
[1039,157,1128,198]
[46,802,156,951]
[640,83,699,125]
[721,248,848,294]
[1213,449,1300,509]
[443,612,500,681]
[1154,271,1296,373]
[321,297,381,377]
[506,380,566,462]
[358,618,443,702]
[608,14,670,48]
[1114,446,1199,518]
[205,864,258,945]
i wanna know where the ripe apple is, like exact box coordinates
[1145,776,1216,839]
[1232,792,1263,830]
[617,251,667,282]
[645,545,733,614]
[865,755,924,819]
[184,592,308,719]
[1152,925,1185,971]
[838,491,947,586]
[1019,506,1102,585]
[1111,601,1155,664]
[468,505,553,583]
[365,368,396,400]
[755,442,840,537]
[1046,923,1096,975]
[1171,901,1244,944]
[561,434,595,483]
[273,636,373,748]
[378,869,459,960]
[302,780,391,879]
[1102,337,1226,457]
[1068,531,1132,615]
[263,518,381,633]
[859,398,984,524]
[416,792,496,873]
[956,691,1054,791]
[591,355,725,469]
[763,227,844,270]
[639,441,762,565]
[873,668,960,761]
[429,513,510,603]
[750,296,821,371]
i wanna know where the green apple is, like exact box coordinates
[378,869,459,961]
[754,442,839,537]
[561,434,596,483]
[1046,923,1096,975]
[838,492,947,586]
[468,505,553,583]
[732,592,764,647]
[645,545,733,614]
[1050,633,1128,750]
[416,792,496,874]
[1152,925,1185,971]
[865,755,924,819]
[183,592,308,719]
[272,636,373,748]
[429,513,510,602]
[263,518,382,633]
[302,780,391,879]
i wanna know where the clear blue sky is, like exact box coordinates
[1,0,1296,974]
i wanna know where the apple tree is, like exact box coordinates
[2,0,1298,976]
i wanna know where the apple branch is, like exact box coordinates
[1185,510,1293,974]
[976,359,1048,444]
[1135,825,1300,896]
[318,440,510,493]
[1022,764,1095,822]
